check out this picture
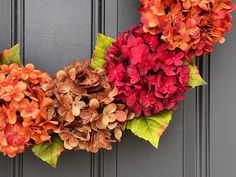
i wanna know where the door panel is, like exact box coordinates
[0,0,11,51]
[24,0,92,74]
[105,1,196,177]
[23,0,92,176]
[117,0,140,32]
[210,11,236,177]
[0,156,9,177]
[23,150,91,177]
[117,110,183,177]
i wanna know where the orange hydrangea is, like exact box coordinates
[139,0,235,59]
[0,64,58,157]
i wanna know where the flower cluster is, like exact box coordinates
[105,25,191,117]
[139,0,236,59]
[43,61,134,153]
[0,64,57,157]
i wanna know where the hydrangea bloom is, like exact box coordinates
[43,61,134,153]
[139,0,236,59]
[105,25,191,117]
[0,64,57,157]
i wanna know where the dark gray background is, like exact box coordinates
[0,0,235,177]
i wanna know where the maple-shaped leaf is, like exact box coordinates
[126,110,172,148]
[90,33,114,69]
[32,135,64,168]
[0,44,22,66]
[188,62,207,88]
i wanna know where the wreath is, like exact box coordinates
[0,0,235,168]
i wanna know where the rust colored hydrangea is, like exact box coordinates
[0,64,57,157]
[139,0,236,59]
[105,25,191,117]
[43,60,134,153]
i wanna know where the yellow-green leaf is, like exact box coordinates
[32,135,64,168]
[0,44,22,66]
[90,33,114,69]
[126,110,172,148]
[188,63,207,88]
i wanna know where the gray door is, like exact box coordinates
[0,1,235,177]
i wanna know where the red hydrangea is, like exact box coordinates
[105,25,191,117]
[139,0,236,59]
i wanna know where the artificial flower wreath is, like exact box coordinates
[0,0,235,168]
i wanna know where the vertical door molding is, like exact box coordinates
[91,1,106,177]
[103,1,118,177]
[184,55,211,177]
[11,0,25,62]
[196,56,211,177]
[9,1,25,177]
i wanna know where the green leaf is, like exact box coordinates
[0,44,22,66]
[188,63,207,88]
[126,110,172,148]
[90,33,114,69]
[32,135,64,168]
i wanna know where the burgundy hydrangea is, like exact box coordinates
[105,24,191,117]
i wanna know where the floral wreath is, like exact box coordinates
[0,0,235,168]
